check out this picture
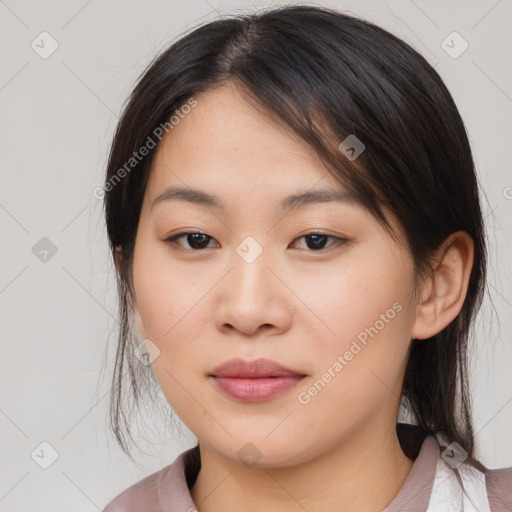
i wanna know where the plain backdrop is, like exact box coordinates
[0,0,511,510]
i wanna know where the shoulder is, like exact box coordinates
[102,465,169,512]
[484,465,512,511]
[424,433,512,511]
[101,447,198,512]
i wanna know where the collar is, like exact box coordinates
[157,435,440,512]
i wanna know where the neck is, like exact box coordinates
[190,423,415,512]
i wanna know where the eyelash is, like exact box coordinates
[164,230,349,252]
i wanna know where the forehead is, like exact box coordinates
[146,82,347,200]
[139,84,409,250]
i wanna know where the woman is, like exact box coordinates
[101,5,512,511]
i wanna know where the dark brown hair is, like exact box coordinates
[101,4,489,486]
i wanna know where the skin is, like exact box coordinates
[125,81,474,512]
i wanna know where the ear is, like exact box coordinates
[411,231,474,340]
[115,246,147,339]
[133,299,147,340]
[114,246,123,276]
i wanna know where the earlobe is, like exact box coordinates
[116,246,146,339]
[133,300,147,340]
[411,231,474,340]
[114,246,123,277]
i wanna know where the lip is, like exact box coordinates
[209,358,307,402]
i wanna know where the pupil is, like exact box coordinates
[189,233,209,249]
[307,234,327,250]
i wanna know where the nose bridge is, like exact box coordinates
[235,234,267,267]
[213,234,290,334]
[231,234,274,298]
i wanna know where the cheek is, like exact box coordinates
[296,255,412,346]
[131,241,215,401]
[295,253,415,402]
[132,241,208,340]
[293,306,412,444]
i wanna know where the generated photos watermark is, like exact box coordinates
[93,97,197,200]
[297,301,403,405]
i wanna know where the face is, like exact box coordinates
[131,82,419,467]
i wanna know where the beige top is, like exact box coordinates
[103,435,512,511]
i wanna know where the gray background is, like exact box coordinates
[0,0,511,510]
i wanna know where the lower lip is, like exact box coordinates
[211,376,305,402]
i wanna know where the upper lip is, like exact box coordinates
[210,358,306,378]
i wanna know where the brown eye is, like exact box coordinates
[165,231,217,250]
[291,232,349,251]
[164,230,349,252]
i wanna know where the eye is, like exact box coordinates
[164,230,348,252]
[165,230,218,250]
[290,232,349,251]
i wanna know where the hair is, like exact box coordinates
[102,3,489,489]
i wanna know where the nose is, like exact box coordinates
[213,246,293,337]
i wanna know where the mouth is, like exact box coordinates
[208,358,307,402]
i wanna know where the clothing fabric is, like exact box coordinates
[103,435,512,511]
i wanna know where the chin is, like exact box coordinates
[205,433,314,468]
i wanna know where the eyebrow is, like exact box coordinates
[151,185,360,212]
